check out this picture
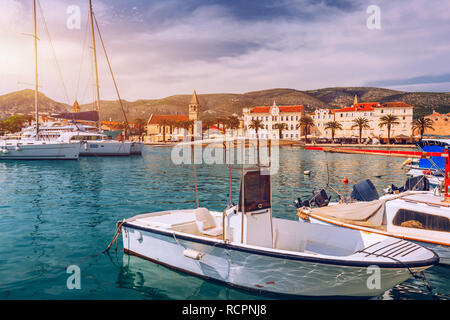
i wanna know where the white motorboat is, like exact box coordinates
[117,168,438,298]
[404,139,449,188]
[296,149,450,265]
[298,190,449,266]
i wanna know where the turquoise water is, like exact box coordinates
[0,146,448,300]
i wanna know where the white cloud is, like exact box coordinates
[1,0,449,105]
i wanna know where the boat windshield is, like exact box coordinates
[239,171,271,212]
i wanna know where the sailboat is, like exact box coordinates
[73,0,142,156]
[0,0,80,160]
[114,141,439,297]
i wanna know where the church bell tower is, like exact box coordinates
[189,90,200,122]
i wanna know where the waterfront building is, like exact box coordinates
[145,90,200,142]
[310,96,414,142]
[243,102,305,140]
[424,110,450,136]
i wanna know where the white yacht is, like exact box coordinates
[21,122,132,156]
[59,132,131,156]
[0,139,80,160]
[0,0,80,161]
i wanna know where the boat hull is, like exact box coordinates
[307,217,449,266]
[79,141,131,156]
[130,142,144,155]
[0,142,80,160]
[121,224,428,297]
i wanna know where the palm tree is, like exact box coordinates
[248,119,265,167]
[378,115,400,144]
[157,118,171,142]
[324,121,343,143]
[180,120,195,141]
[298,116,315,143]
[351,117,370,144]
[413,117,434,140]
[225,115,240,136]
[273,122,288,139]
[134,118,147,136]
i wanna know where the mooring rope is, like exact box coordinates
[103,220,126,253]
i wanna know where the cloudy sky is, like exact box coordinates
[1,0,449,104]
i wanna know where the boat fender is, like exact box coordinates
[183,248,204,260]
[1,148,9,154]
[15,145,21,151]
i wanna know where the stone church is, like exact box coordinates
[145,90,201,143]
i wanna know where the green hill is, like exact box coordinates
[1,87,449,121]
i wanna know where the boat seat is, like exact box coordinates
[194,207,223,237]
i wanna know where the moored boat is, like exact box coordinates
[296,149,450,265]
[117,167,439,297]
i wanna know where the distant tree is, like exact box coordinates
[351,117,370,144]
[273,122,288,139]
[298,116,315,143]
[133,118,147,136]
[3,115,28,133]
[378,115,400,144]
[413,117,434,140]
[324,121,343,143]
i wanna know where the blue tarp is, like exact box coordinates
[417,140,449,170]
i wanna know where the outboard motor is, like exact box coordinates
[311,189,331,207]
[294,189,331,208]
[404,175,430,191]
[351,179,379,201]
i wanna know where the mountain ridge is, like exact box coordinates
[1,87,449,121]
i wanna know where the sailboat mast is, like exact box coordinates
[89,0,101,130]
[33,0,39,140]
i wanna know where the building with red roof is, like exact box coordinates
[243,101,305,140]
[145,91,200,142]
[308,95,414,142]
[424,110,450,136]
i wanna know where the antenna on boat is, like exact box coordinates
[445,146,450,202]
[192,142,200,208]
[33,0,39,141]
[240,137,245,244]
[88,0,101,130]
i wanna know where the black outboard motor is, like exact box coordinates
[311,189,331,207]
[294,189,331,208]
[404,175,430,191]
[350,179,379,201]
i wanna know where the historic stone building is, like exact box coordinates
[424,111,450,136]
[243,101,305,140]
[311,96,414,142]
[145,90,200,143]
